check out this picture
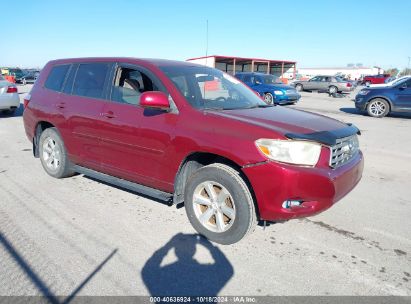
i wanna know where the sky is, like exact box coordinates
[2,0,411,70]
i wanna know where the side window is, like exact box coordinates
[72,63,110,99]
[325,76,332,82]
[111,67,159,105]
[62,64,78,94]
[254,76,263,84]
[404,79,411,88]
[243,75,252,83]
[44,65,70,92]
[310,76,320,81]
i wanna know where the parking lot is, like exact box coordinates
[0,84,410,297]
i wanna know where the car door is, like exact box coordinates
[322,76,333,91]
[393,79,411,110]
[64,62,112,170]
[304,76,320,90]
[98,63,177,191]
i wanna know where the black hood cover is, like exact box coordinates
[285,124,361,146]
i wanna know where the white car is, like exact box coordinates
[369,75,411,88]
[0,75,20,115]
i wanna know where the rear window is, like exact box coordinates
[44,65,70,92]
[72,63,110,99]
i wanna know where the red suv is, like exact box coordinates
[23,58,364,244]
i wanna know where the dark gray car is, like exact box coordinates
[292,75,354,94]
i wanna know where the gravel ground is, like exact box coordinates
[0,84,410,297]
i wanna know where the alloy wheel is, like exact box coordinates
[192,181,236,233]
[42,137,61,170]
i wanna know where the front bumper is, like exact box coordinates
[275,93,301,104]
[242,151,364,221]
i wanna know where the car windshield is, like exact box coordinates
[263,75,283,84]
[160,65,268,110]
[335,76,345,82]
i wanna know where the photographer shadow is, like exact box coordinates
[142,233,233,297]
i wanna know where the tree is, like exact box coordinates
[385,68,399,76]
[399,68,411,77]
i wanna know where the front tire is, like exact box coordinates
[366,98,389,118]
[184,163,257,245]
[39,127,74,178]
[263,93,274,105]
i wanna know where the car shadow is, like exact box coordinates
[0,231,117,304]
[142,233,233,297]
[340,107,411,119]
[0,103,24,118]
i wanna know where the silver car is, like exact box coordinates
[0,75,20,115]
[293,75,354,94]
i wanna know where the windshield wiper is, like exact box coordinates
[244,104,275,109]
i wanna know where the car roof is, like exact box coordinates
[47,57,206,69]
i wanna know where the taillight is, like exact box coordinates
[6,86,18,93]
[347,82,352,87]
[24,93,31,108]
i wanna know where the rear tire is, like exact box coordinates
[366,98,389,118]
[184,163,257,245]
[39,128,74,178]
[328,86,338,94]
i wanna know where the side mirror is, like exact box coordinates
[140,91,170,111]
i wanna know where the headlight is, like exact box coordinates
[255,139,322,166]
[274,90,284,95]
[358,90,370,95]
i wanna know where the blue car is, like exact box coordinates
[235,72,301,105]
[355,77,411,117]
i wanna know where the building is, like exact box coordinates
[187,55,297,80]
[297,66,384,80]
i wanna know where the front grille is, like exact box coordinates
[330,135,359,168]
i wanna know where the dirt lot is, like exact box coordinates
[0,85,410,297]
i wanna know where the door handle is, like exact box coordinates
[56,102,65,109]
[101,111,116,119]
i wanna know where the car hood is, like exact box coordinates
[209,106,352,144]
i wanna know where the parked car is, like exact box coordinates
[235,72,300,105]
[21,71,39,85]
[292,75,354,94]
[369,75,411,88]
[0,75,20,115]
[6,68,25,84]
[362,74,390,86]
[355,77,411,117]
[23,58,364,244]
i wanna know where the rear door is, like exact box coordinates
[63,62,112,170]
[98,63,177,191]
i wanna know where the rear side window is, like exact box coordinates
[44,65,70,92]
[72,63,110,99]
[62,64,78,94]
